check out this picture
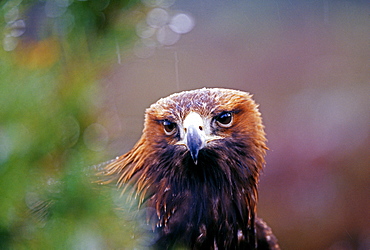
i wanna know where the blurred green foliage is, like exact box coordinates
[0,0,143,248]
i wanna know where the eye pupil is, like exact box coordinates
[218,113,231,124]
[163,120,176,134]
[216,112,233,127]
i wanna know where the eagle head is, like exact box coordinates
[102,88,278,249]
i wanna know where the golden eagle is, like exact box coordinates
[102,88,279,249]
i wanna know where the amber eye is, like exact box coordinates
[163,120,177,135]
[215,112,233,128]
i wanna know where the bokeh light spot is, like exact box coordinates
[83,123,109,152]
[156,25,180,45]
[45,0,68,18]
[61,116,80,148]
[4,7,19,23]
[169,13,194,34]
[136,20,156,39]
[142,0,175,8]
[3,36,18,51]
[6,19,26,37]
[132,0,196,57]
[147,8,169,28]
[53,10,75,36]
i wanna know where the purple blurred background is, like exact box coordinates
[94,1,369,249]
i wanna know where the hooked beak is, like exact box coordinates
[176,112,222,165]
[176,112,207,165]
[185,124,204,164]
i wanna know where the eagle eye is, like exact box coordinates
[215,112,233,128]
[163,120,177,135]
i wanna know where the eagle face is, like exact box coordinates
[103,88,278,249]
[144,88,266,168]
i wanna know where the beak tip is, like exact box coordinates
[190,151,199,165]
[191,157,198,165]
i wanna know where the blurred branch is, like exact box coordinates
[0,0,143,248]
